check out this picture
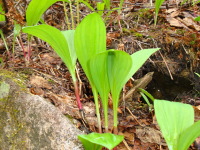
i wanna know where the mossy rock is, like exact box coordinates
[0,69,83,150]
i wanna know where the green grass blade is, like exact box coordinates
[107,50,132,128]
[154,100,194,149]
[140,92,151,106]
[125,48,159,82]
[139,88,155,102]
[26,0,69,26]
[22,25,76,81]
[177,120,200,150]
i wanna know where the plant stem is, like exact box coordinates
[92,87,102,133]
[113,94,119,135]
[0,30,10,57]
[17,35,26,59]
[63,1,71,30]
[69,0,75,29]
[76,0,80,24]
[73,79,87,123]
[103,100,108,133]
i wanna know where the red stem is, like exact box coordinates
[74,80,83,110]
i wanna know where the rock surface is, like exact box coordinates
[0,70,83,150]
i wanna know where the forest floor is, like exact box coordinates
[0,0,200,149]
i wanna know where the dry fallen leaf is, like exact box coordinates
[30,75,52,89]
[135,126,166,146]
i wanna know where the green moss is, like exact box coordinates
[0,69,28,91]
[0,70,28,148]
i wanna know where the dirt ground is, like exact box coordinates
[0,0,200,149]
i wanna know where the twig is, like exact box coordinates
[123,139,132,150]
[126,107,143,126]
[158,50,174,80]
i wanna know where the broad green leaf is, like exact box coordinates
[177,120,200,150]
[125,48,159,82]
[89,52,110,130]
[61,30,77,68]
[74,12,106,132]
[26,0,69,26]
[22,25,76,81]
[78,135,103,150]
[74,12,106,81]
[107,50,132,127]
[154,100,194,150]
[78,132,124,150]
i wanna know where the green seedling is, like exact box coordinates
[22,25,84,118]
[139,88,155,102]
[75,12,106,133]
[89,50,132,133]
[12,23,21,55]
[154,0,165,25]
[78,132,124,150]
[139,88,155,111]
[154,100,200,150]
[89,49,159,133]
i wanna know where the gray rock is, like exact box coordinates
[0,70,83,150]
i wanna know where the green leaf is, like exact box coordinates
[89,51,110,130]
[26,0,69,26]
[22,25,76,81]
[195,72,200,77]
[107,50,132,127]
[155,0,165,25]
[74,12,106,81]
[177,120,200,150]
[125,48,159,82]
[0,1,5,22]
[97,2,105,15]
[154,100,194,150]
[194,16,200,22]
[78,132,124,150]
[139,88,155,102]
[61,30,77,69]
[103,0,110,10]
[74,12,106,131]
